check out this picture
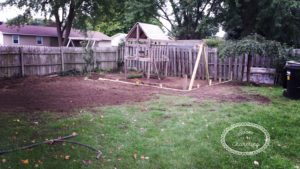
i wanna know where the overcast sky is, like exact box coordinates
[0,0,225,37]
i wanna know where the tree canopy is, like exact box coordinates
[91,0,223,38]
[88,0,160,36]
[1,0,102,46]
[220,0,300,47]
[157,0,222,39]
[1,0,300,48]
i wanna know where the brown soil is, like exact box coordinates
[187,84,271,104]
[98,72,208,90]
[0,74,271,113]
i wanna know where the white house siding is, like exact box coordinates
[111,33,127,46]
[0,32,3,45]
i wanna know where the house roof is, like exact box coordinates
[112,33,127,38]
[0,23,111,41]
[70,30,111,41]
[126,22,170,41]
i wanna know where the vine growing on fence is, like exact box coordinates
[218,34,291,83]
[83,47,95,75]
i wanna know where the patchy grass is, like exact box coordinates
[0,86,299,169]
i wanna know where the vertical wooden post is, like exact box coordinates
[178,48,182,77]
[218,56,223,82]
[124,59,128,79]
[228,57,232,81]
[243,54,248,82]
[19,47,25,77]
[147,46,152,79]
[189,44,203,90]
[92,48,96,69]
[203,47,210,83]
[60,47,65,72]
[189,48,193,77]
[183,74,188,90]
[116,47,119,70]
[238,56,243,81]
[136,25,140,58]
[213,49,218,81]
[234,57,238,80]
[173,47,176,76]
[164,46,169,76]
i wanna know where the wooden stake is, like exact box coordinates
[188,44,203,90]
[203,46,210,83]
[124,59,128,79]
[183,74,188,90]
[19,47,25,77]
[60,47,65,72]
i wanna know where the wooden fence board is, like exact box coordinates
[0,46,118,77]
[1,45,281,80]
[119,45,277,81]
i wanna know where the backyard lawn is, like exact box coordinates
[0,81,299,169]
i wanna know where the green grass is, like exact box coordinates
[0,86,299,169]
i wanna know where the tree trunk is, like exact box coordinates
[62,1,76,46]
[246,53,253,82]
[54,13,63,47]
[53,0,77,47]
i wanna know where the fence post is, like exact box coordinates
[213,49,218,81]
[165,46,169,76]
[228,57,232,81]
[189,48,193,77]
[116,47,119,70]
[92,48,96,69]
[19,47,25,77]
[60,47,65,72]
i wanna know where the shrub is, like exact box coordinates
[218,34,291,83]
[204,38,224,48]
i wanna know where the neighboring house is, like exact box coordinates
[111,33,127,46]
[0,22,112,47]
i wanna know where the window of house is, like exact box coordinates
[36,36,43,45]
[12,35,19,44]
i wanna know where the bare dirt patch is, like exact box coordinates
[96,72,208,90]
[0,75,270,113]
[187,83,271,104]
[0,76,162,113]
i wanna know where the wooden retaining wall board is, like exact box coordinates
[119,45,277,81]
[0,46,118,77]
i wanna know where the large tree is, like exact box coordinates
[157,0,222,39]
[1,0,101,46]
[220,0,300,47]
[92,0,223,39]
[89,0,160,36]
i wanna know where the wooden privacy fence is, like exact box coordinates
[119,46,274,81]
[0,46,118,77]
[2,45,296,80]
